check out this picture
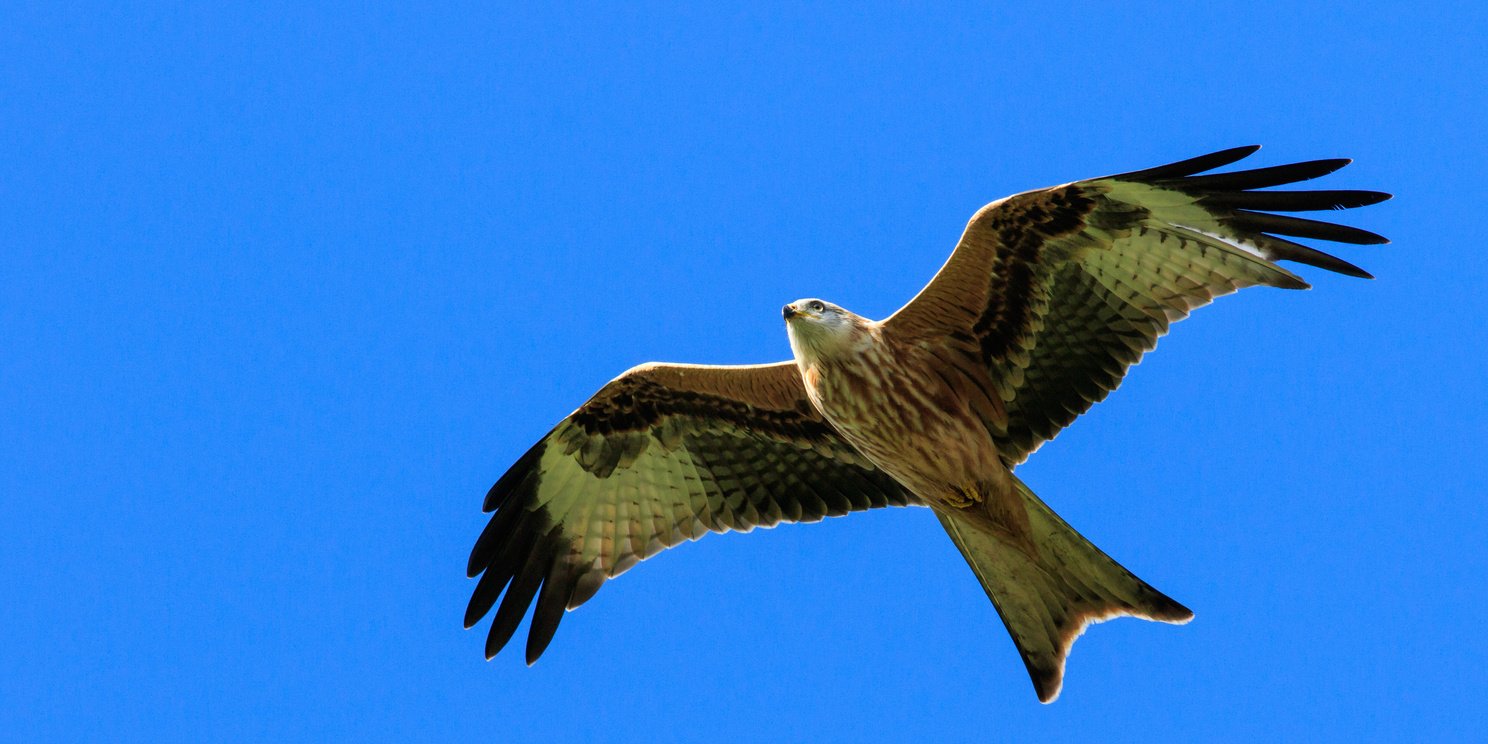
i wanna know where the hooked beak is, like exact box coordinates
[782,304,798,320]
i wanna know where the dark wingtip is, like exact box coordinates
[484,611,521,660]
[1199,144,1263,165]
[481,481,504,513]
[1313,158,1353,176]
[1200,188,1392,213]
[482,533,561,661]
[1254,234,1377,279]
[1228,211,1389,246]
[1351,190,1393,207]
[524,641,549,666]
[1107,145,1263,182]
[524,566,575,664]
[484,438,549,512]
[1327,260,1376,280]
[1206,144,1263,162]
[1348,228,1390,246]
[1171,158,1356,192]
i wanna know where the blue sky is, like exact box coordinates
[4,2,1486,741]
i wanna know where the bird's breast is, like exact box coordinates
[802,344,1000,495]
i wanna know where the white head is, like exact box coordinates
[782,298,871,363]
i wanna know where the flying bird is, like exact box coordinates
[465,146,1388,702]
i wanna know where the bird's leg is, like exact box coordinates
[946,482,980,509]
[944,476,1040,561]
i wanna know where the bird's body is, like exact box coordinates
[783,300,1193,701]
[464,146,1389,702]
[789,309,1008,509]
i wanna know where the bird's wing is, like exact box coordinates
[465,360,918,663]
[883,146,1389,465]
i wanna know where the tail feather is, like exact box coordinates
[936,476,1191,703]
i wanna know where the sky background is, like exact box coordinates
[4,2,1486,741]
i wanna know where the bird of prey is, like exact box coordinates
[465,146,1388,702]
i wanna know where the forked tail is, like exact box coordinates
[936,475,1192,703]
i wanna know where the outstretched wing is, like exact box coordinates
[884,146,1390,465]
[465,361,917,663]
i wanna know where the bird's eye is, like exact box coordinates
[811,301,825,313]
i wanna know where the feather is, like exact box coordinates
[1225,210,1390,244]
[1107,144,1261,181]
[1199,189,1391,212]
[1167,158,1352,190]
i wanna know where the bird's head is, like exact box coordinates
[783,298,871,363]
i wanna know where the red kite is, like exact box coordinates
[465,146,1388,702]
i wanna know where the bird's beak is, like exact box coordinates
[782,305,798,320]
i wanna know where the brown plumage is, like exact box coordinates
[465,146,1389,702]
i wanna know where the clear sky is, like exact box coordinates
[4,2,1486,742]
